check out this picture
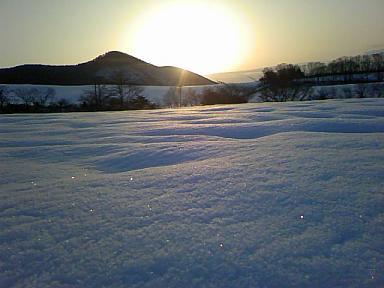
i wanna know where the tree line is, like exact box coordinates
[0,86,60,113]
[162,83,255,108]
[78,72,156,111]
[301,53,384,83]
[258,63,384,102]
[0,72,157,114]
[163,52,384,106]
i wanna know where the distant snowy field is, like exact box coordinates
[1,99,384,287]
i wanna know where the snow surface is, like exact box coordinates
[1,99,384,287]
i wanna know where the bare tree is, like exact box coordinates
[299,52,384,83]
[109,71,144,108]
[14,88,39,107]
[259,64,310,102]
[303,62,327,84]
[183,88,201,106]
[372,53,384,81]
[361,55,372,80]
[57,98,70,109]
[81,83,110,109]
[35,88,56,106]
[163,87,180,108]
[344,57,359,81]
[125,85,144,103]
[110,70,128,107]
[219,82,258,102]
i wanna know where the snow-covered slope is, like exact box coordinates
[1,99,384,287]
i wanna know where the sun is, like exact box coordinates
[121,2,250,75]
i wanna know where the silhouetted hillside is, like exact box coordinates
[0,51,216,86]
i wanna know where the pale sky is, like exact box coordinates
[0,0,383,74]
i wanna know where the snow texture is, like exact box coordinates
[1,99,384,287]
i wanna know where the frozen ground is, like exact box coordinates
[1,99,384,287]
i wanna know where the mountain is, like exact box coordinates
[0,51,216,86]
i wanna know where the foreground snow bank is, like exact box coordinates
[1,99,384,287]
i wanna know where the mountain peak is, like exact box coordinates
[92,51,148,66]
[104,51,128,57]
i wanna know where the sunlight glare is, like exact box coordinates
[121,2,250,74]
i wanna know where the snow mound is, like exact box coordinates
[1,98,384,287]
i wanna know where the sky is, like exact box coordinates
[0,0,383,75]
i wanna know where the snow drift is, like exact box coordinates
[1,99,383,287]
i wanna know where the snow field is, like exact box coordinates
[1,99,384,287]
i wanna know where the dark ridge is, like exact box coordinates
[0,51,216,86]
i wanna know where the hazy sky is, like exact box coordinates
[1,0,383,74]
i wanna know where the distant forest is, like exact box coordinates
[0,84,158,114]
[300,53,384,84]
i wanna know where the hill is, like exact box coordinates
[0,51,216,86]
